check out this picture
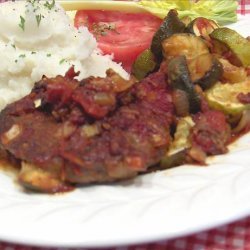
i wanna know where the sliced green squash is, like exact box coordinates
[186,17,219,39]
[168,55,201,113]
[188,54,223,89]
[160,116,194,169]
[162,33,222,89]
[219,58,247,84]
[210,27,250,67]
[131,49,157,80]
[205,79,250,115]
[151,9,186,63]
[162,33,209,62]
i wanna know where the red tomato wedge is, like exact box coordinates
[74,10,162,72]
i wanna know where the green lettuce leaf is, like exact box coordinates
[139,0,238,25]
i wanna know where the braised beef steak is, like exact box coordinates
[0,70,174,192]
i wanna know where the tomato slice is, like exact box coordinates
[74,10,162,72]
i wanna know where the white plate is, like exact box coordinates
[0,15,250,249]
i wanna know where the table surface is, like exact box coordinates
[1,216,250,250]
[0,1,250,250]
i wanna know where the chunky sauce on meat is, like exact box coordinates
[0,67,175,192]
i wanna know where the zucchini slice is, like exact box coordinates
[162,33,209,62]
[163,34,222,90]
[168,116,195,154]
[168,55,201,114]
[160,116,194,169]
[219,58,247,83]
[186,17,219,39]
[160,150,186,169]
[188,54,223,89]
[131,49,157,80]
[210,27,250,67]
[151,9,185,63]
[205,80,250,115]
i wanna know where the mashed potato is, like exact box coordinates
[0,0,128,110]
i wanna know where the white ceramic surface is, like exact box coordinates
[0,15,250,249]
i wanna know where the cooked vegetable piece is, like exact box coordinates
[205,80,250,115]
[160,116,194,169]
[210,28,250,67]
[186,17,219,39]
[168,116,195,154]
[219,58,247,83]
[160,150,186,169]
[189,54,223,89]
[131,49,157,80]
[168,55,201,113]
[181,16,192,26]
[233,110,250,133]
[162,33,222,89]
[162,33,209,62]
[151,9,185,63]
[19,162,73,193]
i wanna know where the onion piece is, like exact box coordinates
[81,124,100,138]
[56,122,76,138]
[94,93,115,106]
[19,162,72,193]
[107,69,136,92]
[34,99,42,108]
[233,110,250,133]
[188,146,206,164]
[1,124,22,144]
[160,150,186,169]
